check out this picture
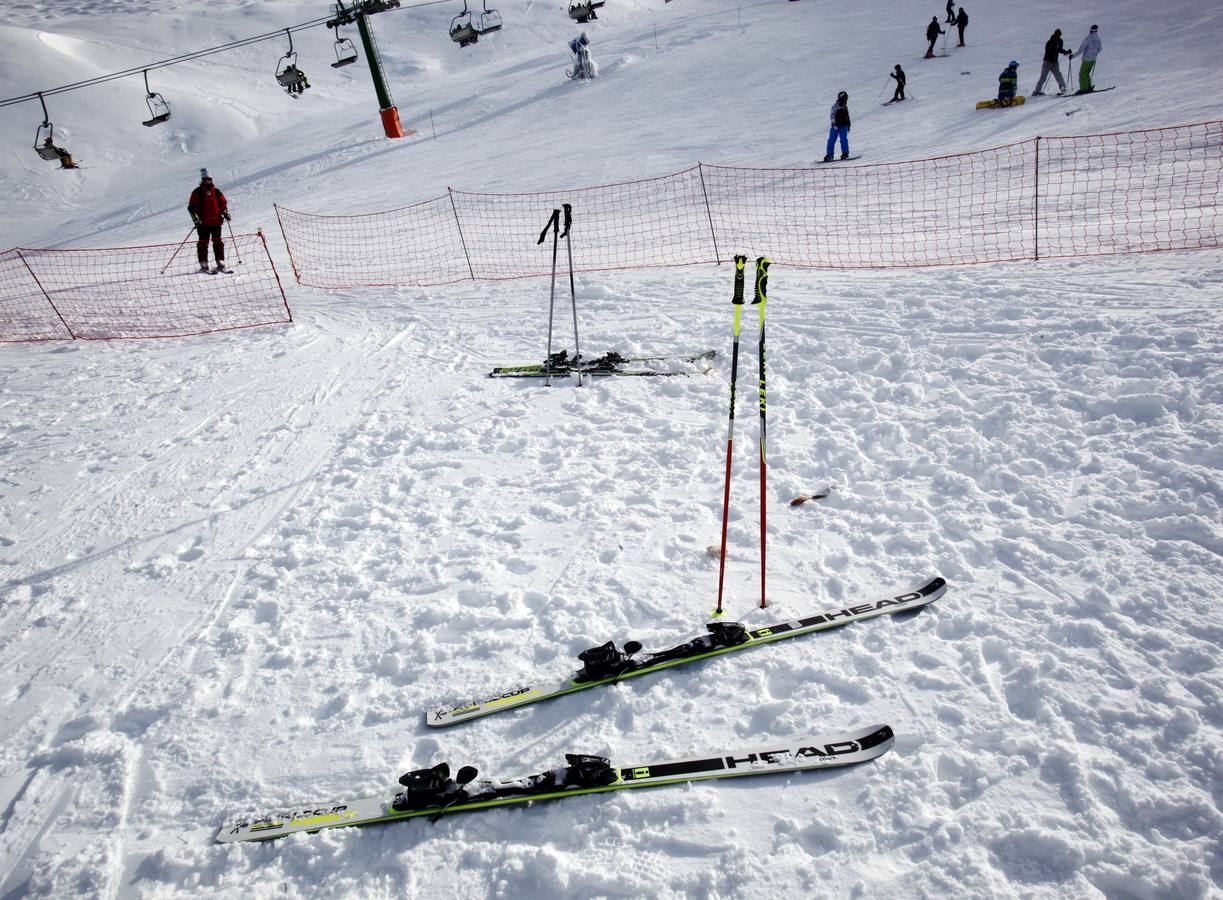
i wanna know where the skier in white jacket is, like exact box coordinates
[1075,25,1102,93]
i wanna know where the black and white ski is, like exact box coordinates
[428,577,946,727]
[216,723,895,843]
[489,349,716,378]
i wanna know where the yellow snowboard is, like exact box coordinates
[976,96,1026,109]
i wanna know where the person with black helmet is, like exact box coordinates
[823,91,851,162]
[187,168,231,274]
[955,6,969,47]
[998,60,1019,104]
[925,16,945,59]
[1075,25,1102,93]
[1032,28,1071,95]
[889,64,907,103]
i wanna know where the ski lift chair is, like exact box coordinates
[332,34,359,68]
[34,93,64,160]
[275,29,310,94]
[569,1,605,24]
[450,3,479,47]
[141,70,171,127]
[478,1,503,34]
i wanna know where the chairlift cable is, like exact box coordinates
[0,0,454,109]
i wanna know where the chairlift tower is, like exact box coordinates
[328,0,406,138]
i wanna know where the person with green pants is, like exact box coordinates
[1075,25,1102,93]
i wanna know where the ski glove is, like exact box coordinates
[222,210,231,222]
[191,213,202,226]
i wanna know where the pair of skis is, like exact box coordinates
[489,349,716,379]
[716,256,770,615]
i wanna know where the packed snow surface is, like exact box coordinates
[1,1,1221,898]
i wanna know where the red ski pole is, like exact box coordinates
[715,256,748,617]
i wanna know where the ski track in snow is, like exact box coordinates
[2,254,1221,898]
[2,0,1222,897]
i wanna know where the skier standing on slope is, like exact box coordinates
[1075,24,1102,93]
[1032,28,1072,95]
[823,91,851,162]
[955,7,969,47]
[187,169,231,273]
[925,17,945,59]
[946,1,956,25]
[889,64,907,102]
[997,60,1019,104]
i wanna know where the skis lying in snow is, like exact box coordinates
[215,723,895,843]
[428,577,946,727]
[489,349,716,378]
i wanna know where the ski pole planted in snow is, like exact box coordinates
[160,226,197,274]
[754,257,770,609]
[226,219,242,266]
[537,208,562,386]
[561,203,582,387]
[715,255,748,617]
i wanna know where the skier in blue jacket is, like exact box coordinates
[823,92,851,162]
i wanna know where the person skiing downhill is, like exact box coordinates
[925,17,945,58]
[1075,25,1102,92]
[889,64,907,102]
[997,60,1019,104]
[187,169,231,273]
[823,91,851,162]
[1032,28,1071,95]
[955,7,968,47]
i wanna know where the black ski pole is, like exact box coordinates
[715,255,748,617]
[754,257,770,610]
[226,219,242,266]
[561,203,582,388]
[537,208,562,386]
[160,225,197,274]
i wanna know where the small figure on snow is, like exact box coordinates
[188,169,231,273]
[1032,29,1072,95]
[946,1,956,25]
[889,65,907,102]
[1075,25,1102,93]
[925,17,945,59]
[823,91,851,162]
[955,7,969,47]
[281,65,310,97]
[997,60,1019,105]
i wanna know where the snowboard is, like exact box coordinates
[818,156,863,164]
[976,96,1026,109]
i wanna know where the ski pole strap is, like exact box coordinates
[754,257,771,304]
[561,203,573,239]
[732,255,747,304]
[537,208,560,244]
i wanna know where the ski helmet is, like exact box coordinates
[837,91,848,101]
[1009,60,1019,67]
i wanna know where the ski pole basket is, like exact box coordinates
[141,70,171,127]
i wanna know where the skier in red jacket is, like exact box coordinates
[187,169,231,273]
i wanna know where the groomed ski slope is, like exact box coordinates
[1,1,1221,898]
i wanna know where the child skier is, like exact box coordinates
[889,65,907,102]
[823,91,851,162]
[998,60,1019,104]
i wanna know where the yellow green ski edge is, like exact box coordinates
[429,577,946,727]
[216,724,895,843]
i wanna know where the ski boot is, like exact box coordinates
[840,153,850,160]
[822,154,833,163]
